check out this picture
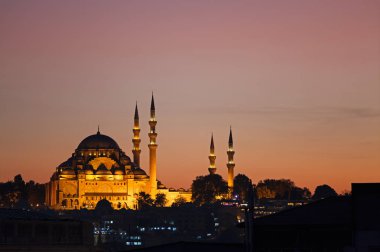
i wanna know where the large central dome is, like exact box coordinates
[77,131,120,150]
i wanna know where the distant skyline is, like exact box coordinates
[0,0,379,193]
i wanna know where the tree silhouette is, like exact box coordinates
[256,185,276,199]
[233,174,252,202]
[312,184,337,200]
[95,199,113,215]
[137,192,154,209]
[171,196,187,207]
[255,179,310,200]
[154,193,167,207]
[0,174,47,208]
[191,174,228,206]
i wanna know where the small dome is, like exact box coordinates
[158,184,166,189]
[85,169,94,175]
[77,131,120,150]
[114,167,125,175]
[96,169,112,175]
[61,168,75,175]
[133,168,147,176]
[120,153,131,165]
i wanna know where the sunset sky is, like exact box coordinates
[0,0,379,193]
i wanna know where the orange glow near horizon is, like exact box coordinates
[0,0,379,194]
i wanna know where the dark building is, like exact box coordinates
[93,204,242,249]
[242,183,380,252]
[352,183,380,252]
[252,196,353,251]
[0,208,96,252]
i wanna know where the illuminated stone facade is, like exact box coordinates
[45,97,191,210]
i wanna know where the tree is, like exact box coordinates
[13,174,26,203]
[191,174,228,206]
[256,185,276,199]
[0,175,45,209]
[137,192,154,209]
[0,181,15,207]
[95,199,113,216]
[14,174,25,186]
[312,184,337,200]
[25,180,45,207]
[255,179,294,199]
[290,186,311,200]
[154,193,167,207]
[233,174,252,202]
[171,196,187,207]
[341,190,351,196]
[255,179,310,200]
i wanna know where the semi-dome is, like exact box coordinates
[96,164,112,175]
[77,131,120,150]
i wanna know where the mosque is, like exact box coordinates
[44,94,236,210]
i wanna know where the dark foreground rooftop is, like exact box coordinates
[128,241,244,252]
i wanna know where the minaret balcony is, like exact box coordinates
[148,132,157,138]
[148,143,158,148]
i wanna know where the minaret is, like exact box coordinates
[208,134,216,175]
[227,127,235,198]
[132,102,141,167]
[148,93,158,197]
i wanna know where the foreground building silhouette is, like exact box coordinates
[0,209,95,251]
[45,94,191,210]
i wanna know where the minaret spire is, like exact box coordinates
[227,126,235,198]
[134,101,139,120]
[210,133,215,153]
[208,133,216,175]
[150,92,155,119]
[148,93,158,197]
[229,126,233,148]
[132,102,141,166]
